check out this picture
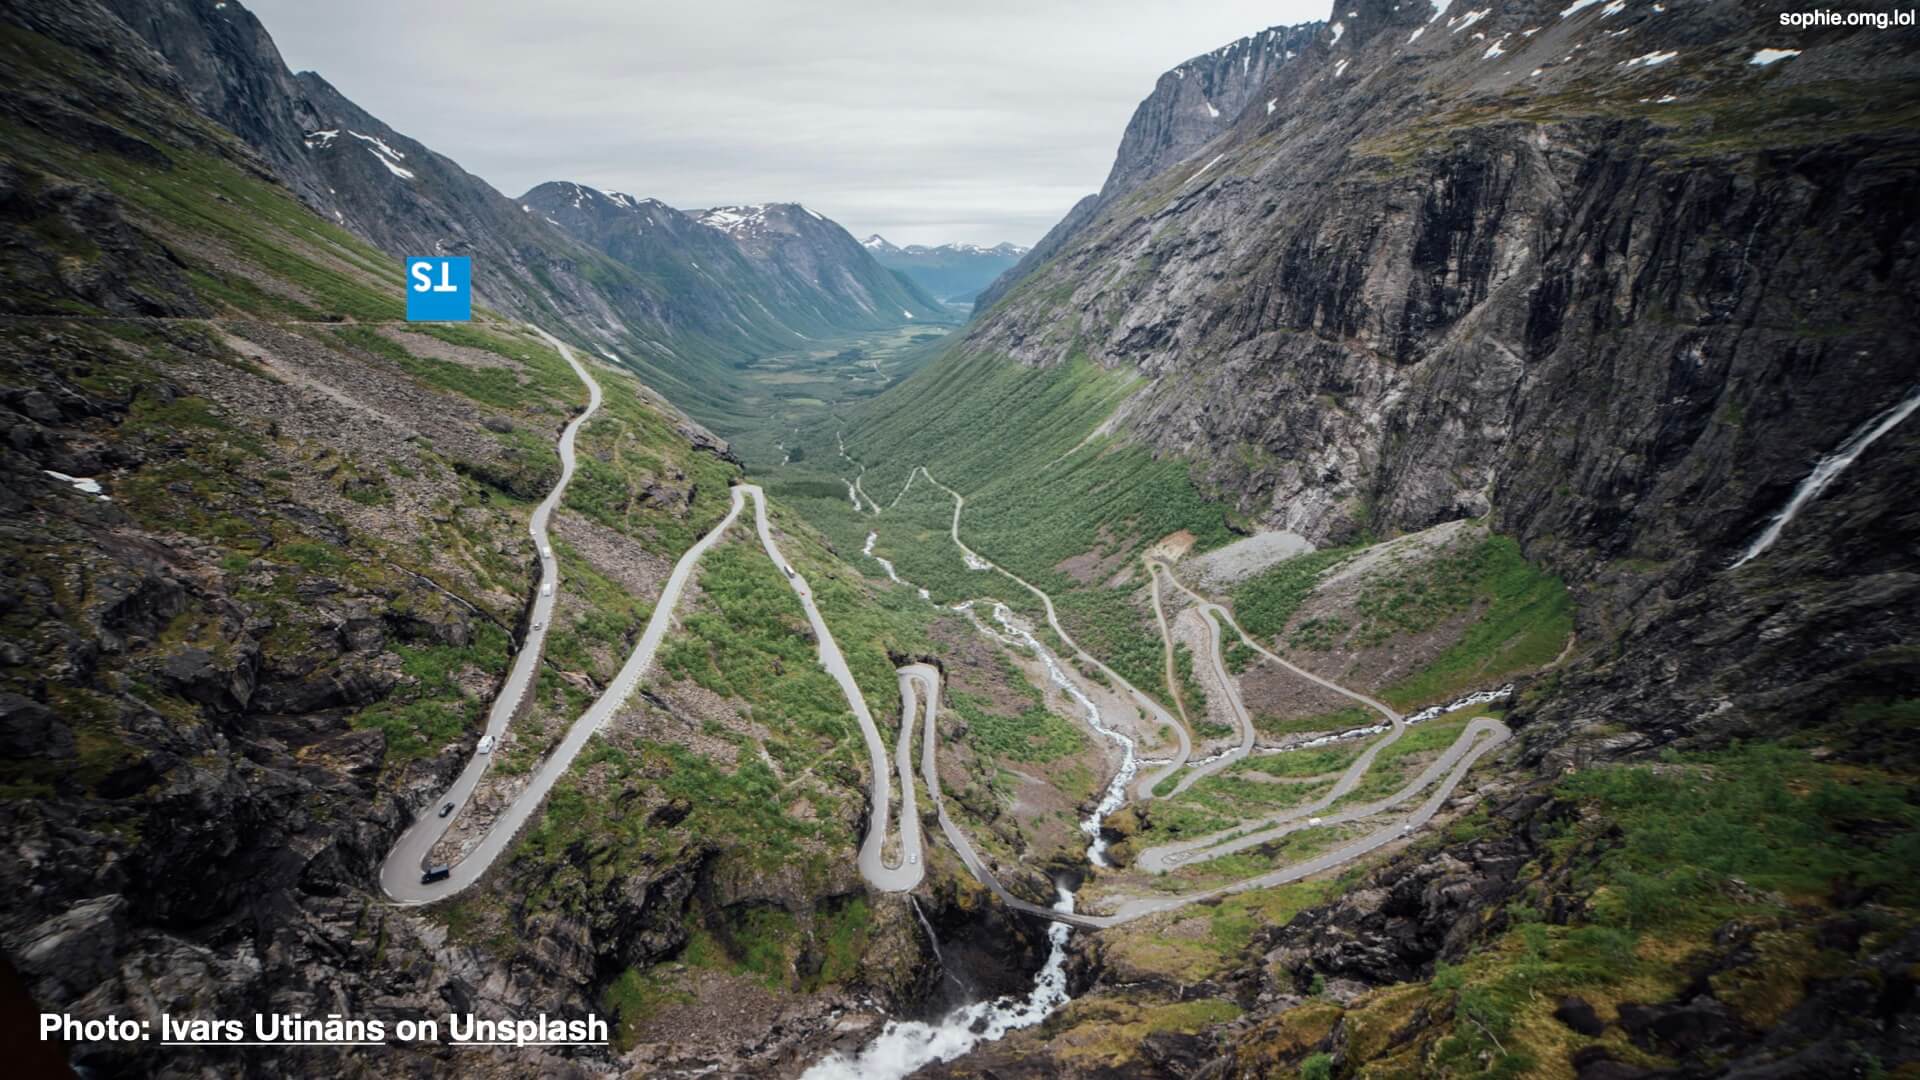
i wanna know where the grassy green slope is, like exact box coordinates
[821,347,1242,702]
[0,16,742,790]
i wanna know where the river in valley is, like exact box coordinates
[801,549,1141,1078]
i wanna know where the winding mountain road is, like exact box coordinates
[380,325,605,902]
[900,657,1508,929]
[859,465,1512,927]
[907,467,1193,799]
[1148,562,1255,798]
[902,663,1109,931]
[381,470,926,901]
[745,486,922,892]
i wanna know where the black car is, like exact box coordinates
[438,801,456,818]
[420,865,451,884]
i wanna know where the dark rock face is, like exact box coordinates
[1555,995,1607,1037]
[0,161,205,317]
[977,21,1323,311]
[954,0,1920,754]
[1095,22,1325,205]
[1261,791,1562,993]
[907,6,1920,1076]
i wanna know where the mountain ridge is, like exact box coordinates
[846,2,1920,1072]
[860,235,1032,305]
[974,18,1325,310]
[86,0,945,433]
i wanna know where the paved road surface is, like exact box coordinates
[384,479,927,901]
[903,664,1108,930]
[382,480,745,903]
[378,326,603,902]
[1155,558,1399,722]
[1148,562,1256,797]
[903,659,1508,929]
[745,487,922,892]
[910,467,1191,800]
[886,487,1512,924]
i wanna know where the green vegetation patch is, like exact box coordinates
[1232,547,1358,640]
[349,626,511,761]
[947,690,1084,763]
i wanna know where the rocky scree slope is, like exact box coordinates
[874,1,1920,1075]
[0,5,914,1076]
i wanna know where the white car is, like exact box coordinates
[541,582,554,597]
[541,544,553,558]
[908,852,918,865]
[1307,817,1322,826]
[477,735,496,754]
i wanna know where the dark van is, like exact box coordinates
[420,865,452,884]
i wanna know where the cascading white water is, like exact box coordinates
[864,531,931,601]
[988,604,1140,868]
[800,888,1077,1080]
[802,598,1135,1079]
[1251,684,1515,755]
[1731,385,1920,569]
[909,896,962,991]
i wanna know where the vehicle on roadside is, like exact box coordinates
[477,735,495,754]
[908,852,918,865]
[783,565,795,579]
[420,865,451,884]
[1307,817,1322,826]
[438,802,455,818]
[541,544,553,558]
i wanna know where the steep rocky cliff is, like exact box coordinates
[852,1,1920,1074]
[975,20,1323,310]
[941,0,1920,744]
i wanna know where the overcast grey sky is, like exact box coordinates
[249,0,1326,246]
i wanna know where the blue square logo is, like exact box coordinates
[406,257,471,321]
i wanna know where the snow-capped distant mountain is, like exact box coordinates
[523,184,945,345]
[860,236,1032,306]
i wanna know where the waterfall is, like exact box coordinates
[989,604,1139,868]
[803,609,1129,1079]
[1731,386,1920,569]
[909,897,962,990]
[800,888,1077,1080]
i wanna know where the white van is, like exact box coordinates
[477,735,496,754]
